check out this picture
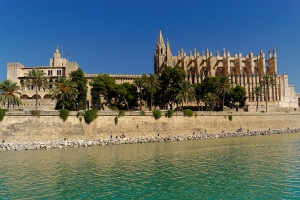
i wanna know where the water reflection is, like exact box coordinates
[0,133,300,199]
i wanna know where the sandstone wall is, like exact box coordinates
[0,111,299,143]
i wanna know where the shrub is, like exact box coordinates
[152,110,162,120]
[118,110,125,117]
[228,115,233,121]
[79,117,82,122]
[140,111,145,116]
[31,110,41,118]
[165,110,174,118]
[111,106,118,111]
[194,113,198,118]
[76,112,84,118]
[0,109,6,121]
[114,116,118,125]
[183,109,193,117]
[84,109,98,124]
[59,109,69,122]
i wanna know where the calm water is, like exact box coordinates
[0,133,300,199]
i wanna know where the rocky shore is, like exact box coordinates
[1,128,300,151]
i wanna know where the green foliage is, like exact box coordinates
[59,109,69,122]
[118,110,125,117]
[114,116,118,125]
[194,113,198,118]
[158,66,186,108]
[183,109,194,117]
[24,69,48,111]
[115,82,138,110]
[79,117,82,122]
[76,111,84,118]
[70,68,88,110]
[91,88,102,110]
[175,81,196,107]
[165,110,174,118]
[152,110,162,120]
[50,77,78,110]
[140,110,145,116]
[0,109,6,121]
[0,80,22,109]
[90,74,116,109]
[228,85,247,107]
[84,109,98,124]
[31,110,41,118]
[228,115,233,121]
[111,106,118,111]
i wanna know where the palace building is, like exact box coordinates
[5,47,141,110]
[154,30,298,108]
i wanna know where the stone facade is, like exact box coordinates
[154,30,298,108]
[1,111,300,143]
[6,47,79,110]
[4,47,141,110]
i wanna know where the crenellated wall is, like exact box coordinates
[0,111,299,143]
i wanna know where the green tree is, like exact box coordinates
[115,83,138,110]
[158,66,186,109]
[251,86,263,112]
[147,73,161,111]
[49,77,78,109]
[229,85,247,107]
[134,74,148,110]
[203,92,218,110]
[175,81,196,109]
[0,80,22,109]
[260,74,275,112]
[24,69,49,110]
[91,88,101,110]
[90,74,117,109]
[216,76,232,111]
[70,68,88,110]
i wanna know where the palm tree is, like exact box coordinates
[49,77,78,109]
[147,74,161,111]
[134,76,147,111]
[24,69,48,110]
[216,76,232,111]
[260,74,275,112]
[0,80,22,109]
[251,86,263,112]
[175,81,196,109]
[203,92,218,110]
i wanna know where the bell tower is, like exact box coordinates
[154,30,166,75]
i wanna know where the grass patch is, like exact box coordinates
[114,116,118,125]
[84,109,98,124]
[228,115,233,121]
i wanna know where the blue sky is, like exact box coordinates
[1,0,300,91]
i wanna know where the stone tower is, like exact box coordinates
[154,30,166,75]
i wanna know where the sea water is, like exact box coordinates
[0,132,300,199]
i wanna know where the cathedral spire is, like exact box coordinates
[156,30,165,46]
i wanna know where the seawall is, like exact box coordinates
[0,110,300,143]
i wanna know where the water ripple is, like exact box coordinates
[0,133,300,199]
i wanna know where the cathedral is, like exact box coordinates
[153,30,298,108]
